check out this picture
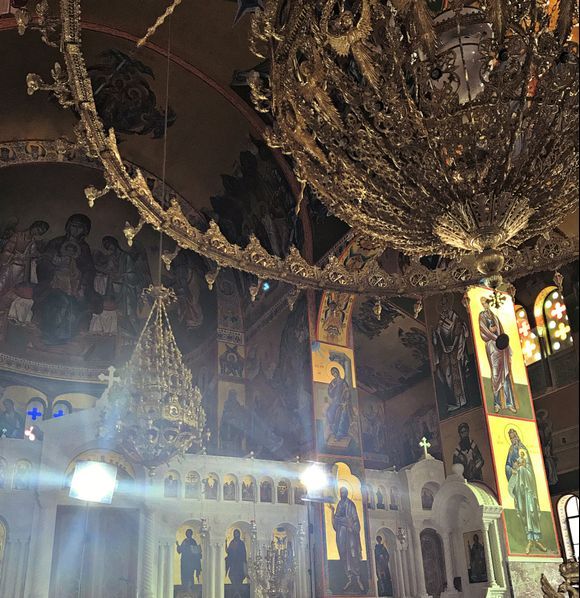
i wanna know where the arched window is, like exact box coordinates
[51,401,72,419]
[25,398,46,430]
[558,494,580,560]
[515,305,542,366]
[535,287,574,355]
[164,471,181,498]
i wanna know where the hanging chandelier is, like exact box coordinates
[249,541,296,597]
[18,0,579,299]
[100,286,206,472]
[249,0,579,280]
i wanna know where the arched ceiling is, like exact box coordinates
[0,0,265,213]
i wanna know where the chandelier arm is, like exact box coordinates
[18,0,577,299]
[381,15,461,202]
[495,5,539,197]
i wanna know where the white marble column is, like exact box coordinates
[403,543,415,596]
[141,508,156,598]
[297,525,309,598]
[401,545,412,597]
[164,542,174,598]
[214,541,225,598]
[483,522,498,588]
[205,542,214,598]
[411,528,428,597]
[442,533,455,595]
[489,522,505,588]
[157,542,165,597]
[395,546,406,597]
[0,539,18,597]
[23,501,57,598]
[15,537,29,598]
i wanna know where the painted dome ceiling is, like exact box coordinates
[0,0,576,393]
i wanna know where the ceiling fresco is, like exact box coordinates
[353,298,431,401]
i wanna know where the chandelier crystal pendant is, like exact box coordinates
[100,285,206,472]
[250,0,579,279]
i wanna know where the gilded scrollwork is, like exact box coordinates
[13,0,579,301]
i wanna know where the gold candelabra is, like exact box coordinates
[249,541,296,598]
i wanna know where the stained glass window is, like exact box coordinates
[515,305,542,365]
[544,290,574,354]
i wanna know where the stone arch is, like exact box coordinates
[203,473,220,500]
[164,470,181,498]
[420,528,447,597]
[52,392,98,411]
[375,527,398,597]
[63,449,135,490]
[432,480,504,590]
[376,485,387,510]
[421,481,440,511]
[223,474,239,502]
[24,397,47,428]
[174,519,205,590]
[50,400,72,418]
[277,479,291,504]
[241,475,257,502]
[365,482,376,510]
[12,459,33,490]
[260,477,275,503]
[225,521,253,589]
[184,471,201,499]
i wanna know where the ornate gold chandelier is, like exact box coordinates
[18,0,579,299]
[249,0,579,279]
[100,286,206,472]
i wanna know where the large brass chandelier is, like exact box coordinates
[249,0,579,279]
[100,286,206,472]
[18,0,579,299]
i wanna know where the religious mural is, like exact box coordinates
[0,202,215,368]
[487,417,559,556]
[312,342,361,457]
[244,295,313,459]
[440,409,496,491]
[324,462,370,595]
[374,533,394,597]
[466,286,560,557]
[463,531,488,584]
[420,529,447,597]
[467,287,535,419]
[209,138,302,260]
[425,293,481,420]
[88,49,177,139]
[175,524,204,593]
[225,525,251,598]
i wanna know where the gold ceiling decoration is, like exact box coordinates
[100,286,207,471]
[20,0,579,300]
[249,0,579,279]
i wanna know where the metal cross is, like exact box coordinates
[419,436,431,459]
[98,366,120,389]
[27,407,43,421]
